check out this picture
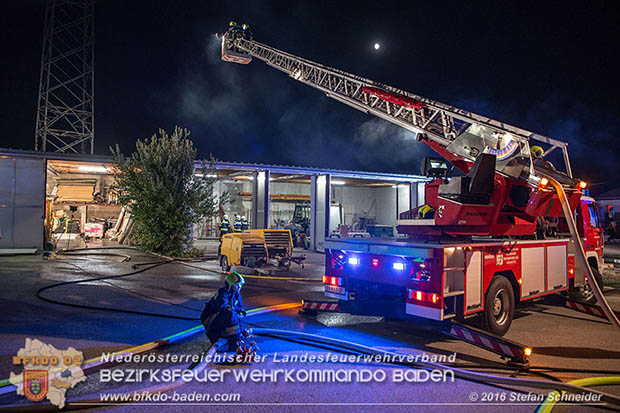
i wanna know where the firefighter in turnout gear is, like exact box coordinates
[241,24,253,40]
[228,20,241,39]
[418,204,435,219]
[530,145,557,171]
[241,215,249,230]
[219,215,231,237]
[233,214,243,232]
[200,272,247,352]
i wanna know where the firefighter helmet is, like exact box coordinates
[530,145,544,159]
[225,272,245,289]
[229,20,237,27]
[418,204,434,219]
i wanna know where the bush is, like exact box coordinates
[111,126,225,256]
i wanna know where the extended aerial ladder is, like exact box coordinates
[219,25,620,333]
[220,31,572,178]
[218,27,583,239]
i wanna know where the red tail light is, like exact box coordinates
[323,276,342,286]
[409,289,441,305]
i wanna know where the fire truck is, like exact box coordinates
[219,26,605,335]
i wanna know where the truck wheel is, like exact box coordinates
[484,276,514,336]
[220,256,230,272]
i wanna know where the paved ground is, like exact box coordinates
[0,245,619,412]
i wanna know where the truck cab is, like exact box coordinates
[574,196,604,287]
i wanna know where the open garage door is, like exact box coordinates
[0,155,45,250]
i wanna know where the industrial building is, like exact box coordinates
[0,148,428,252]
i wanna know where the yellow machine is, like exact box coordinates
[245,229,293,259]
[219,229,304,271]
[219,232,268,271]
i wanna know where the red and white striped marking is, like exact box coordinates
[302,301,340,312]
[565,299,618,319]
[449,324,525,361]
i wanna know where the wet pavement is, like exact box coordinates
[1,247,619,412]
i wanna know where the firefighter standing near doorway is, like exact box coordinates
[233,214,243,232]
[219,214,231,238]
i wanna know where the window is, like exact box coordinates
[587,204,600,228]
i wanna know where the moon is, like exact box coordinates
[373,43,380,50]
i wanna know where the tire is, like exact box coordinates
[221,256,230,272]
[484,275,515,336]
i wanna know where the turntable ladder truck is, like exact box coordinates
[219,27,614,339]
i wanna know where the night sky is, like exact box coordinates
[1,1,619,193]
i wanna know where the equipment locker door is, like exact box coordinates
[546,244,568,291]
[465,250,483,313]
[521,247,546,297]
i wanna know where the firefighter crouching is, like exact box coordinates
[200,272,247,351]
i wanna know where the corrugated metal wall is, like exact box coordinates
[0,155,45,249]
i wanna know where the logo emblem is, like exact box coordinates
[24,370,48,402]
[496,254,504,266]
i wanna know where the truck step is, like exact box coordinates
[446,322,532,366]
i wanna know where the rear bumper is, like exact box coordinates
[327,277,408,319]
[324,277,444,321]
[405,302,444,320]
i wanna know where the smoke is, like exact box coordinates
[173,33,618,190]
[274,98,434,174]
[353,118,433,166]
[179,36,248,134]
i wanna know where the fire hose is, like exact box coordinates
[542,175,620,331]
[250,328,620,407]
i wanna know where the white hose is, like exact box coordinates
[542,175,620,331]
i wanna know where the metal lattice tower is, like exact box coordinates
[35,0,95,154]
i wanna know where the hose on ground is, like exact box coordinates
[537,376,620,413]
[250,328,620,407]
[54,246,217,262]
[35,260,204,321]
[0,303,300,393]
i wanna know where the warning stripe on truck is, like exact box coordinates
[565,299,620,320]
[301,300,340,312]
[447,323,530,365]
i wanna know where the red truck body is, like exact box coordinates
[323,196,603,334]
